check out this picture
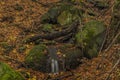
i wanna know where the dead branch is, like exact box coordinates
[96,31,120,69]
[24,20,79,43]
[106,31,120,51]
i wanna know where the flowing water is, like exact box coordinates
[48,46,59,74]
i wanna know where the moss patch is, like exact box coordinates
[0,62,25,80]
[42,23,53,32]
[75,20,106,58]
[25,44,47,72]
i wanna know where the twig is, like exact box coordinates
[98,29,108,55]
[96,29,108,69]
[105,31,120,51]
[97,0,115,18]
[96,31,120,69]
[105,56,120,80]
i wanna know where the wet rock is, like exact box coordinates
[46,46,59,73]
[25,44,48,72]
[59,44,83,69]
[0,62,25,80]
[75,20,106,58]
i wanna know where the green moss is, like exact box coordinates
[76,20,105,46]
[41,3,82,25]
[57,5,81,26]
[75,20,106,58]
[42,24,53,32]
[25,44,47,72]
[57,11,73,26]
[0,62,25,80]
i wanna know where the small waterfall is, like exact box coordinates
[51,59,59,74]
[47,46,59,74]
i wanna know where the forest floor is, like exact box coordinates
[0,0,120,80]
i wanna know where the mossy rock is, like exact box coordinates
[41,3,82,25]
[57,10,73,26]
[25,44,47,72]
[64,48,83,69]
[75,20,105,45]
[57,4,82,26]
[59,44,83,69]
[40,6,61,24]
[75,20,106,58]
[84,43,98,58]
[57,10,80,26]
[0,62,25,80]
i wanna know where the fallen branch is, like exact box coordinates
[24,20,79,43]
[55,33,73,43]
